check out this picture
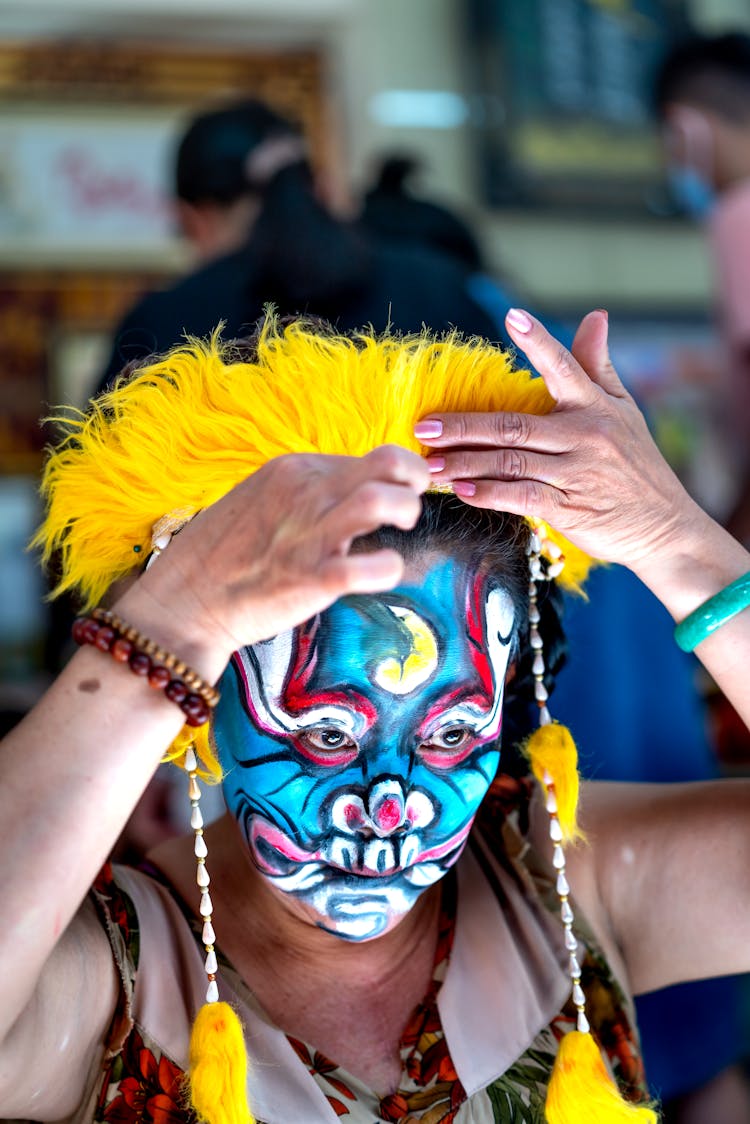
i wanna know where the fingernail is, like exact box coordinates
[595,308,609,322]
[414,419,443,439]
[452,480,476,497]
[506,308,533,334]
[426,455,445,473]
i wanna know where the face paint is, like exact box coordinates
[214,556,516,941]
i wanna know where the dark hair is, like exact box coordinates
[654,31,750,123]
[362,491,567,756]
[361,155,484,271]
[175,100,295,205]
[175,99,373,308]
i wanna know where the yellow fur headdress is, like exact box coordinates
[34,314,591,610]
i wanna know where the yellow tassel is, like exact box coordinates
[166,723,223,784]
[546,1031,658,1123]
[525,723,583,844]
[188,1001,254,1124]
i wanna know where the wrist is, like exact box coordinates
[109,581,233,687]
[629,506,750,623]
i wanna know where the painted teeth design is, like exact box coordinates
[328,836,357,871]
[269,862,326,892]
[362,838,397,873]
[403,862,443,887]
[400,833,420,867]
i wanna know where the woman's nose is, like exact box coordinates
[366,779,406,836]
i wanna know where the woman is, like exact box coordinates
[97,99,497,391]
[1,309,749,1124]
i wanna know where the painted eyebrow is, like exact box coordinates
[415,685,496,738]
[280,688,379,732]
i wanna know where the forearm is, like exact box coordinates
[0,583,228,1042]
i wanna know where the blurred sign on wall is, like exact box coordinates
[466,0,690,212]
[0,112,178,257]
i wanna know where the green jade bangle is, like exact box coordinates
[674,570,750,652]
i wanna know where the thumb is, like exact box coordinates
[571,310,628,398]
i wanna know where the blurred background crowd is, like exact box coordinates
[2,0,750,1119]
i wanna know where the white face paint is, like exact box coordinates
[215,557,517,940]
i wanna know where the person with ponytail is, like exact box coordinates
[1,308,749,1124]
[96,99,497,392]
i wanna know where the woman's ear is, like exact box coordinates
[505,661,517,685]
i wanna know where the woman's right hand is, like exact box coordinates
[121,445,430,669]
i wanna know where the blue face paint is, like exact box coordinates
[213,556,517,940]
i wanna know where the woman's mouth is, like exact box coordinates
[249,814,472,883]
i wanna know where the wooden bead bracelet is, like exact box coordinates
[72,608,220,726]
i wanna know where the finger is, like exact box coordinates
[414,409,570,452]
[263,447,428,522]
[319,548,405,594]
[504,308,600,408]
[359,444,431,492]
[320,480,423,547]
[447,476,565,522]
[571,310,629,399]
[426,446,562,486]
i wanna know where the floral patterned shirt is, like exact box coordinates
[85,775,650,1124]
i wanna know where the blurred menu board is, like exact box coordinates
[466,0,689,211]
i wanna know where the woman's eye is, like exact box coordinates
[428,727,471,750]
[302,728,356,752]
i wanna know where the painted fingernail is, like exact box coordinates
[452,480,476,497]
[506,308,533,334]
[414,419,443,439]
[426,455,445,473]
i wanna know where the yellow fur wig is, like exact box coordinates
[35,315,591,610]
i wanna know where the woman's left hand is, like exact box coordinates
[415,309,706,574]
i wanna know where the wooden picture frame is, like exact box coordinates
[0,39,331,472]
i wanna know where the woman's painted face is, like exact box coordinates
[213,555,516,940]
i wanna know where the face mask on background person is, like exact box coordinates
[667,164,717,219]
[664,105,718,220]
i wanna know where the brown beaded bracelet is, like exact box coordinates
[72,609,220,727]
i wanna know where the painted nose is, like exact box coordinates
[367,780,406,836]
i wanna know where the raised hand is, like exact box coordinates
[415,309,706,572]
[131,444,430,661]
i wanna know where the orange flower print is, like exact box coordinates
[98,1029,194,1124]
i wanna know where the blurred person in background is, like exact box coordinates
[656,31,750,548]
[359,152,569,347]
[97,100,497,391]
[361,153,485,271]
[656,29,750,770]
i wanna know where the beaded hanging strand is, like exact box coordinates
[526,529,589,1034]
[185,746,220,1004]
